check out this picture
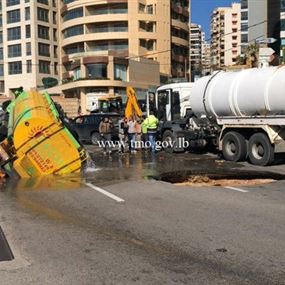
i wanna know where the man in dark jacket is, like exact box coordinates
[99,117,113,155]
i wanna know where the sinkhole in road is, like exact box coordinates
[154,170,285,187]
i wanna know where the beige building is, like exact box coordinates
[0,0,190,114]
[201,40,211,75]
[190,23,202,80]
[59,0,189,112]
[2,0,59,96]
[211,3,241,68]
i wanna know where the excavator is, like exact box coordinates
[95,87,143,119]
[0,90,87,178]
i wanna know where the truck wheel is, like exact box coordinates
[162,130,174,153]
[91,132,101,145]
[248,133,274,166]
[222,131,247,162]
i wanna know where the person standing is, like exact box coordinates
[99,117,113,155]
[141,116,148,150]
[135,119,142,150]
[127,117,137,153]
[118,117,128,153]
[145,112,159,153]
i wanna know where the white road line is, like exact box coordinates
[224,186,249,193]
[84,182,125,203]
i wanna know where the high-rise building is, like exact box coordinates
[190,23,202,80]
[281,0,285,61]
[211,3,241,68]
[240,0,249,55]
[0,0,190,113]
[2,0,59,96]
[0,1,4,94]
[201,40,211,75]
[247,0,280,54]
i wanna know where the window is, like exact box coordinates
[26,60,32,73]
[6,0,20,7]
[241,11,248,21]
[8,27,21,41]
[38,43,50,56]
[8,44,21,58]
[63,25,84,38]
[25,7,30,20]
[38,25,49,39]
[54,46,57,58]
[63,7,83,22]
[54,62,58,75]
[37,7,49,22]
[0,81,4,93]
[241,34,248,43]
[53,29,57,41]
[0,64,3,77]
[282,0,285,12]
[0,48,3,60]
[26,42,31,55]
[281,19,285,31]
[7,9,20,23]
[9,61,22,74]
[39,60,50,74]
[37,0,48,4]
[86,63,107,79]
[26,25,31,38]
[63,0,76,4]
[53,12,56,24]
[241,0,248,9]
[0,32,2,44]
[114,64,127,81]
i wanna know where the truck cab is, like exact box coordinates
[155,82,192,121]
[151,82,218,153]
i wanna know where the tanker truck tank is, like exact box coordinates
[191,66,285,119]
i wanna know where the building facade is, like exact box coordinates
[211,3,241,68]
[281,0,285,61]
[190,23,202,80]
[201,40,211,75]
[0,0,190,113]
[248,0,281,54]
[240,0,248,55]
[2,0,59,96]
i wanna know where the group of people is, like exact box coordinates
[99,113,159,155]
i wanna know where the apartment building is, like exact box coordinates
[0,2,4,94]
[0,0,190,113]
[211,3,241,68]
[190,23,202,80]
[201,40,211,75]
[281,0,285,61]
[2,0,59,96]
[240,0,248,55]
[59,0,189,110]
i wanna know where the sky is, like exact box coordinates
[191,0,240,40]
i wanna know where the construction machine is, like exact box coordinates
[0,90,87,178]
[91,87,143,119]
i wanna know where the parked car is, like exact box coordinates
[69,113,120,145]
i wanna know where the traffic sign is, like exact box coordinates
[256,38,277,44]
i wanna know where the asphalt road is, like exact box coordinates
[0,151,284,284]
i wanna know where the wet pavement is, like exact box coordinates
[0,147,284,284]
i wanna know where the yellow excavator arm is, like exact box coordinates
[124,87,143,120]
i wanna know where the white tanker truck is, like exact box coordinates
[155,66,285,166]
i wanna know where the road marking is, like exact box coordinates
[84,182,125,203]
[224,186,249,193]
